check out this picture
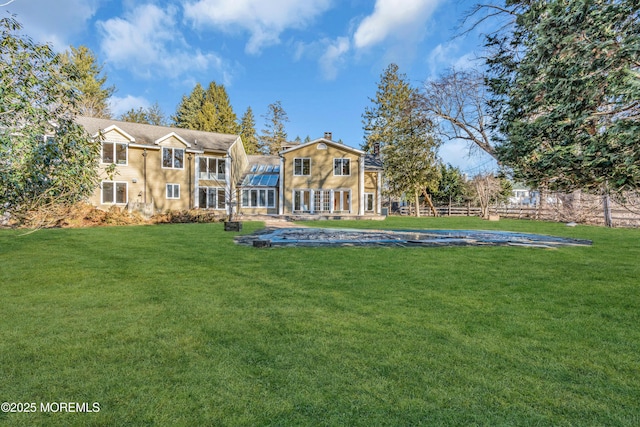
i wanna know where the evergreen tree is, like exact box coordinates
[173,83,205,129]
[58,45,115,118]
[487,0,640,197]
[362,63,412,154]
[173,81,239,134]
[260,101,289,154]
[363,64,441,216]
[240,107,260,154]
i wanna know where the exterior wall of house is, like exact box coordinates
[89,128,194,212]
[281,141,362,215]
[364,171,381,214]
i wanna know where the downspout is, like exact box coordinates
[188,153,193,208]
[358,155,365,215]
[142,148,147,204]
[278,154,285,215]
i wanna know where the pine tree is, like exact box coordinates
[260,101,289,154]
[58,45,114,118]
[363,64,441,216]
[173,83,205,129]
[240,107,260,154]
[173,81,240,134]
[362,63,413,154]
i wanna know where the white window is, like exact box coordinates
[293,190,311,212]
[162,147,184,169]
[198,157,225,180]
[102,142,127,165]
[365,193,374,212]
[294,158,310,176]
[333,190,350,213]
[199,187,225,209]
[242,189,276,208]
[166,184,180,199]
[313,190,331,212]
[334,158,350,176]
[101,181,127,204]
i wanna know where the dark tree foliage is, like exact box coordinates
[239,107,260,154]
[487,0,640,194]
[173,81,239,134]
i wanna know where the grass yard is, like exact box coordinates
[1,217,639,426]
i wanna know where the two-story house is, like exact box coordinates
[77,117,382,218]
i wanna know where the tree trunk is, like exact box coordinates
[603,193,613,227]
[414,189,420,217]
[422,190,438,217]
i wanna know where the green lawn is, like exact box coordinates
[1,218,639,426]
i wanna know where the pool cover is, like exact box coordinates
[236,228,592,248]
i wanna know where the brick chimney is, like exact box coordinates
[324,132,332,140]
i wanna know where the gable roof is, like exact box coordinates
[76,116,239,153]
[279,138,364,156]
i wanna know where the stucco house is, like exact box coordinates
[77,117,383,218]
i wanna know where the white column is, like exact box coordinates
[310,189,315,214]
[329,189,334,214]
[278,156,284,215]
[377,171,382,214]
[358,156,365,215]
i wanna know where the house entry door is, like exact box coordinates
[293,190,311,212]
[333,190,350,213]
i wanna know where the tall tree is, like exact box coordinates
[1,17,99,226]
[58,45,115,118]
[173,83,205,129]
[173,81,239,134]
[486,0,640,225]
[362,63,412,154]
[363,64,441,216]
[239,107,260,154]
[260,101,289,154]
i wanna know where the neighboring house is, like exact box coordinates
[77,117,383,217]
[509,183,539,206]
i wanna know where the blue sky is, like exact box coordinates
[4,0,497,173]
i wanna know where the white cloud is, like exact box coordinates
[109,95,150,117]
[319,37,350,80]
[97,4,229,81]
[353,0,442,50]
[4,0,101,50]
[183,0,333,54]
[426,41,479,78]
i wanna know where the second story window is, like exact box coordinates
[198,157,226,180]
[102,142,127,165]
[163,147,184,169]
[334,158,350,176]
[294,158,310,176]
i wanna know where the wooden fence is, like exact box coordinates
[396,199,640,227]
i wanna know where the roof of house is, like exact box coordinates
[238,155,281,187]
[76,116,239,153]
[279,138,365,156]
[364,154,383,171]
